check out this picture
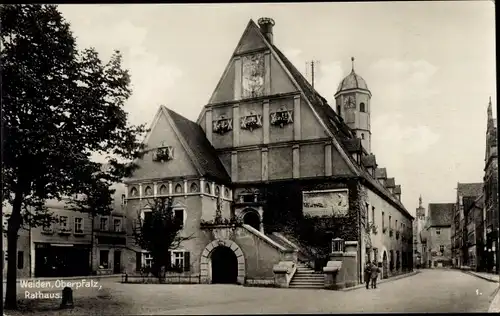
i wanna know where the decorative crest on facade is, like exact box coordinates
[153,143,174,162]
[240,111,263,132]
[212,114,233,135]
[270,106,293,128]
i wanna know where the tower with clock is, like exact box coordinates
[334,57,372,153]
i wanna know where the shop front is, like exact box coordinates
[35,243,90,277]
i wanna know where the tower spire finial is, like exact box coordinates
[488,96,493,121]
[419,195,422,208]
[351,57,355,72]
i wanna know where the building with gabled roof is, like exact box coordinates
[422,203,454,268]
[123,17,414,287]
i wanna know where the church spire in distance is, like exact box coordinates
[488,96,492,120]
[351,56,355,73]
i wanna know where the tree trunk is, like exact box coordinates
[4,191,23,310]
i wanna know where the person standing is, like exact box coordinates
[371,261,380,289]
[364,262,372,289]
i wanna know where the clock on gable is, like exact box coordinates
[242,53,265,99]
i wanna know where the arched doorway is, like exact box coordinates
[242,210,261,231]
[382,251,388,279]
[211,246,238,284]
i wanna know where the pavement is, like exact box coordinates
[342,270,420,291]
[2,269,498,314]
[463,270,499,283]
[460,269,500,312]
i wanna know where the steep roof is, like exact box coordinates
[457,182,483,198]
[270,42,411,218]
[163,107,231,183]
[428,203,454,227]
[197,19,412,219]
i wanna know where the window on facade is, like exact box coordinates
[205,183,211,194]
[439,245,444,253]
[389,216,392,229]
[190,182,198,192]
[382,212,385,228]
[145,186,153,196]
[144,253,153,268]
[175,184,182,194]
[436,228,441,235]
[360,102,366,112]
[99,250,109,269]
[395,220,398,230]
[170,251,190,272]
[174,209,184,228]
[121,194,126,206]
[372,207,375,224]
[361,133,365,140]
[337,105,341,115]
[100,217,108,231]
[113,218,122,232]
[159,185,168,195]
[172,251,185,270]
[225,188,230,199]
[17,251,23,269]
[59,216,68,230]
[42,220,52,232]
[215,186,220,196]
[74,218,83,233]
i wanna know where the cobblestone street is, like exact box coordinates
[3,269,498,315]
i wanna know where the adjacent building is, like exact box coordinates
[452,182,483,268]
[2,183,126,278]
[122,17,413,286]
[2,208,31,279]
[484,97,498,273]
[464,193,485,271]
[422,203,454,268]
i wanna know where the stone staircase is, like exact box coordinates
[288,262,324,289]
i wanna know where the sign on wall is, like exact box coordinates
[302,189,349,217]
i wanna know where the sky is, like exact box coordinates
[58,2,496,216]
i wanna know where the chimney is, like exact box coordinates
[258,17,275,44]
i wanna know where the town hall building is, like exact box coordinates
[121,17,414,288]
